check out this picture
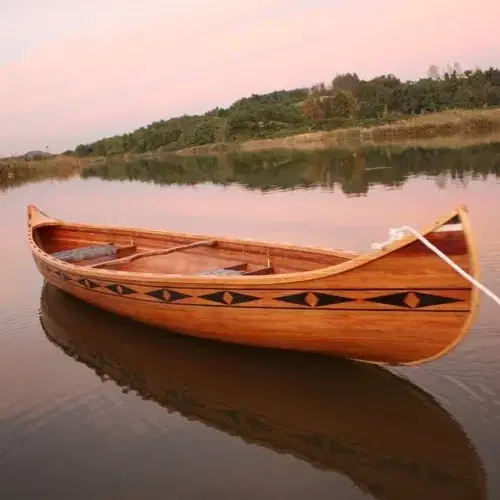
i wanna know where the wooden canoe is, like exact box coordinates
[40,282,486,500]
[27,204,480,365]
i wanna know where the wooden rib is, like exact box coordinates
[91,240,216,268]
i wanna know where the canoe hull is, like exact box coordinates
[33,256,475,365]
[28,205,480,365]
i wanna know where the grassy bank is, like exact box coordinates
[0,154,90,170]
[172,108,500,156]
[0,155,105,191]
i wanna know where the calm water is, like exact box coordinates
[1,145,500,500]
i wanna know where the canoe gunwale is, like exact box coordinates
[27,204,475,288]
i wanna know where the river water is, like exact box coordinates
[1,144,499,500]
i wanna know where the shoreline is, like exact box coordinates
[3,108,500,169]
[171,108,500,156]
[0,155,91,170]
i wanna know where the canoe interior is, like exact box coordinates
[34,225,357,275]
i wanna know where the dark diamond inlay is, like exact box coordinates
[413,291,464,308]
[366,291,463,309]
[146,289,191,302]
[57,270,71,281]
[200,291,260,305]
[77,278,100,289]
[275,291,354,307]
[106,283,137,295]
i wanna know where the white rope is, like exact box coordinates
[372,226,500,307]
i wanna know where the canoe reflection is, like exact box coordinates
[39,283,485,500]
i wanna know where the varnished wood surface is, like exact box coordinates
[27,204,480,365]
[40,283,486,500]
[91,239,216,268]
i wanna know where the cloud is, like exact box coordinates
[1,0,499,155]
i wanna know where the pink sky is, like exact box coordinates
[1,0,499,156]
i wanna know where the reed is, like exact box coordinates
[367,108,500,141]
[0,154,88,170]
[173,108,500,156]
[0,155,108,191]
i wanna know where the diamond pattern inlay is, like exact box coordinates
[146,289,191,303]
[366,291,463,309]
[57,270,71,281]
[304,292,319,308]
[77,278,100,289]
[275,292,354,307]
[415,291,464,308]
[106,283,137,295]
[403,292,420,308]
[200,291,260,305]
[222,291,234,305]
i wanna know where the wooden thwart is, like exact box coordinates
[91,240,216,268]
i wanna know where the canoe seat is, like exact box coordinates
[196,263,247,276]
[197,268,246,276]
[52,244,118,263]
[195,263,274,276]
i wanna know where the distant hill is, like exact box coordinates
[70,65,500,158]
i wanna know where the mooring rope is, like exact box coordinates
[372,226,500,307]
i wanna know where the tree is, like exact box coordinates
[332,73,360,92]
[427,64,441,80]
[354,83,391,118]
[453,87,483,109]
[324,90,358,118]
[301,92,326,121]
[370,74,401,89]
[310,82,328,95]
[75,144,92,157]
[486,87,500,106]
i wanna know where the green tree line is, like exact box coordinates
[70,65,500,157]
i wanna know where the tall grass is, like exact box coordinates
[0,154,89,170]
[173,108,500,156]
